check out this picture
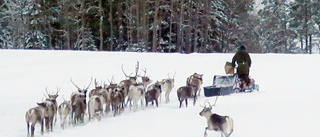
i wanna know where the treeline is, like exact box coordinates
[0,0,319,53]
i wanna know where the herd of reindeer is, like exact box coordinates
[25,61,234,137]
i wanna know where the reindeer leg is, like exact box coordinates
[31,124,35,137]
[155,99,158,107]
[40,119,44,134]
[165,92,170,103]
[185,99,188,107]
[179,101,182,108]
[27,122,30,134]
[60,115,63,129]
[61,115,66,129]
[45,117,49,131]
[204,127,208,137]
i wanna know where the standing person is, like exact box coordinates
[232,45,251,91]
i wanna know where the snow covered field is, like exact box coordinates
[0,50,319,137]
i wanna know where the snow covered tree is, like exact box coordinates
[258,0,297,53]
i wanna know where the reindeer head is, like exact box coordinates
[192,73,203,83]
[94,79,103,90]
[199,97,218,116]
[70,78,93,95]
[199,101,213,117]
[121,61,140,84]
[154,81,162,90]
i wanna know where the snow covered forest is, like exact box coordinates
[1,0,320,53]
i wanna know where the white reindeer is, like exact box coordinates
[147,72,175,104]
[58,101,72,129]
[88,95,103,121]
[127,84,145,112]
[199,100,234,137]
[186,73,203,96]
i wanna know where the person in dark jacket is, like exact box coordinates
[232,45,251,91]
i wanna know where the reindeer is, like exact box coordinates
[138,67,153,89]
[147,72,175,103]
[199,99,234,137]
[177,83,197,108]
[89,79,103,98]
[118,62,139,105]
[70,78,92,124]
[110,87,124,116]
[71,94,86,124]
[145,81,162,107]
[58,100,72,129]
[88,95,103,121]
[25,102,46,137]
[102,83,118,113]
[70,78,93,103]
[42,100,56,131]
[127,83,145,112]
[119,66,137,99]
[186,73,203,96]
[44,87,59,126]
[161,72,175,103]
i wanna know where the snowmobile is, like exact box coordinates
[203,62,259,97]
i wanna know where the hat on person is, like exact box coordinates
[238,45,246,51]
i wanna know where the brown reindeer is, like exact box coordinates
[89,79,103,98]
[177,84,197,108]
[25,102,46,137]
[118,62,139,105]
[111,87,124,116]
[145,81,162,107]
[42,100,56,131]
[199,100,234,137]
[70,78,92,124]
[71,94,86,124]
[44,87,59,126]
[186,73,203,96]
[138,67,153,89]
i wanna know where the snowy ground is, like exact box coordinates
[0,50,319,137]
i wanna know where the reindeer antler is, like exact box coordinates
[44,86,49,99]
[86,77,93,90]
[168,71,176,79]
[56,86,60,95]
[201,96,219,110]
[70,78,81,90]
[141,67,147,77]
[213,96,219,106]
[121,64,129,78]
[135,61,139,77]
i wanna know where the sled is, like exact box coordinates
[204,61,259,97]
[203,74,259,97]
[204,75,236,97]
